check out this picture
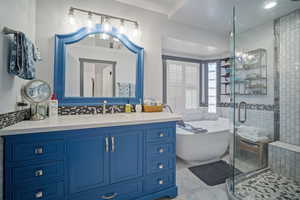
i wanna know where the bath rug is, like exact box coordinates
[189,160,240,186]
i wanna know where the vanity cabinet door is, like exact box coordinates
[68,134,109,194]
[110,130,143,184]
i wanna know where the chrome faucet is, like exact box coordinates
[163,104,174,113]
[111,105,116,114]
[103,100,107,114]
[92,107,97,115]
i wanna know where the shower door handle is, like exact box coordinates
[238,101,247,123]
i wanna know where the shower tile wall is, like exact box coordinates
[269,143,300,182]
[278,9,300,146]
[269,9,300,181]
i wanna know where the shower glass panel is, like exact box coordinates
[229,1,300,200]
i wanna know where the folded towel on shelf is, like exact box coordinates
[236,125,269,142]
[8,32,41,80]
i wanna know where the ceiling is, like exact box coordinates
[115,0,300,57]
[114,0,186,17]
[116,0,300,34]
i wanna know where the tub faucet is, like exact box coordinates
[163,104,174,113]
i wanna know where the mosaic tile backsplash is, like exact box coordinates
[58,105,135,115]
[0,109,30,129]
[218,102,275,111]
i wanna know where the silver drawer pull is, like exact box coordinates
[35,147,44,155]
[159,148,164,153]
[159,133,165,137]
[35,169,44,177]
[105,137,109,153]
[158,164,164,169]
[158,179,164,185]
[35,191,43,199]
[101,193,118,199]
[111,136,115,153]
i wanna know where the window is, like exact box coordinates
[208,62,217,113]
[165,60,200,112]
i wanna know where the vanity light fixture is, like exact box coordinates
[99,16,110,40]
[132,22,139,37]
[119,19,126,34]
[68,8,76,25]
[264,0,277,9]
[87,12,93,28]
[103,17,112,32]
[67,7,139,38]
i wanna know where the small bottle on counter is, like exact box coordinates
[135,99,143,113]
[48,94,58,119]
[125,103,132,113]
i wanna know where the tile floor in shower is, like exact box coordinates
[235,169,300,200]
[159,157,230,200]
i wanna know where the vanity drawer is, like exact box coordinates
[144,171,175,192]
[147,157,175,174]
[147,143,174,158]
[71,180,143,200]
[8,140,65,162]
[11,161,64,185]
[146,127,174,142]
[13,181,64,200]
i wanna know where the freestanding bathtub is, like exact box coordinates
[176,118,231,162]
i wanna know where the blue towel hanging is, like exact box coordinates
[6,29,41,80]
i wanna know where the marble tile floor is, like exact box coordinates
[235,169,300,200]
[159,157,229,200]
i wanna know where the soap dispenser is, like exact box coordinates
[49,94,58,120]
[135,99,142,113]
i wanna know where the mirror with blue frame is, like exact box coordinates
[54,24,144,106]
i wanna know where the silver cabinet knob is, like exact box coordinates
[159,148,164,153]
[159,133,165,137]
[158,179,164,185]
[158,164,164,169]
[35,191,43,199]
[35,169,44,177]
[35,147,44,155]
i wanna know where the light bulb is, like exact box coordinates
[132,22,139,37]
[87,12,93,28]
[103,17,111,32]
[68,8,76,25]
[264,0,277,9]
[119,20,126,34]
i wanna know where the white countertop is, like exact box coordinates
[0,112,182,136]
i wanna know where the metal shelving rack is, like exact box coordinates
[220,48,267,96]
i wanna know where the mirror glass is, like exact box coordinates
[65,33,137,98]
[23,80,51,103]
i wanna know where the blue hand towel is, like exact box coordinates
[8,32,41,80]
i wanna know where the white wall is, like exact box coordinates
[35,0,228,102]
[0,0,36,114]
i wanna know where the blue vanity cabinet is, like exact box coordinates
[4,122,177,200]
[110,130,143,184]
[68,133,110,194]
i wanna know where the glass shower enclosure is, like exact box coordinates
[228,1,300,200]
